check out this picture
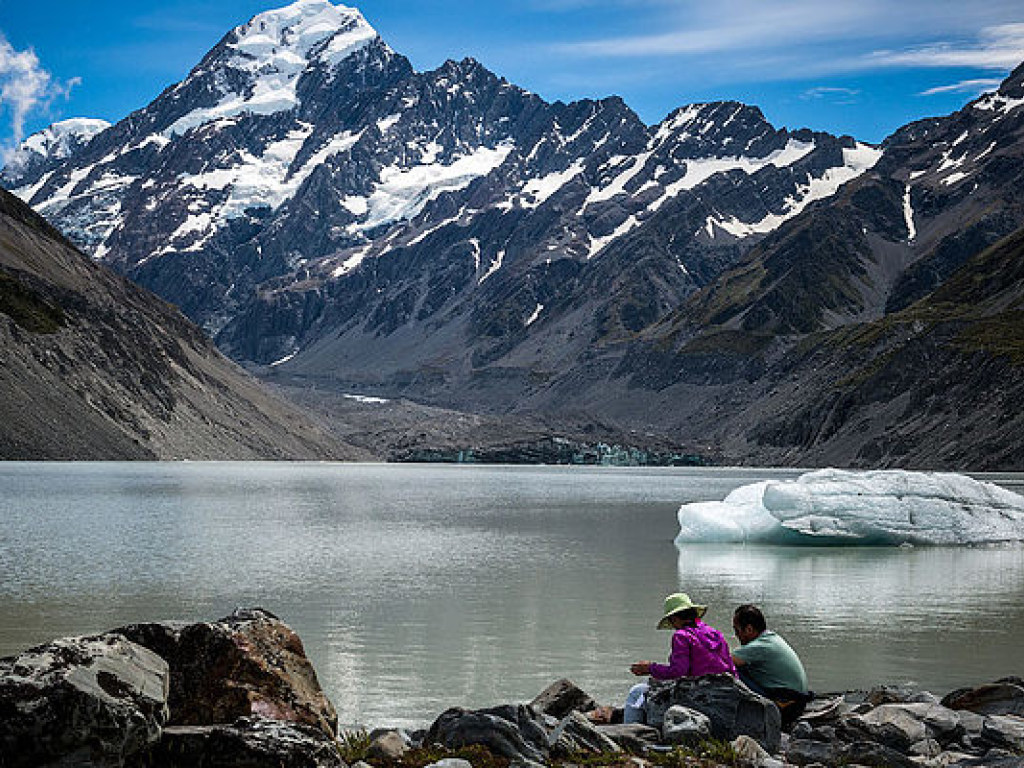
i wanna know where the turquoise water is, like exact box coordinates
[1,462,1022,727]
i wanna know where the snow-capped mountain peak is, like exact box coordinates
[163,0,381,137]
[231,0,379,69]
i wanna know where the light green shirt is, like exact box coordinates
[733,630,808,693]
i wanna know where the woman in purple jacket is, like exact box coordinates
[623,593,735,723]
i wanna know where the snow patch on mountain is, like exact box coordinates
[3,118,110,182]
[659,139,815,202]
[702,142,881,239]
[974,91,1024,115]
[521,159,585,208]
[479,248,505,284]
[354,141,514,232]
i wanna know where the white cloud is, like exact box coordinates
[551,2,1024,79]
[919,78,1003,96]
[862,23,1024,71]
[801,86,861,104]
[0,35,79,162]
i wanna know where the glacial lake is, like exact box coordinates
[2,462,1023,728]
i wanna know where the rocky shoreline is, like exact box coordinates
[1,609,1021,768]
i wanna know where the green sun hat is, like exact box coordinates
[656,592,707,629]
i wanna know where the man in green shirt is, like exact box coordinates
[732,604,811,727]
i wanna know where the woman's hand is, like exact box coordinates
[630,661,651,676]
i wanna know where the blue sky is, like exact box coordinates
[2,0,1023,158]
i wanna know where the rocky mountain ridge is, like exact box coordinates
[4,1,1024,467]
[0,186,359,459]
[2,0,875,346]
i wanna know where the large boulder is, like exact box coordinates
[0,634,169,768]
[115,608,337,738]
[942,679,1024,717]
[425,704,550,763]
[644,674,782,752]
[133,716,346,767]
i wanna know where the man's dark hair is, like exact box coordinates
[733,604,767,632]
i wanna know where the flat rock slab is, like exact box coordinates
[0,633,169,768]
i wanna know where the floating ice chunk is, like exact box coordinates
[676,469,1024,546]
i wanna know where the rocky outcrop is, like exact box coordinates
[0,610,338,768]
[116,608,337,738]
[0,634,169,767]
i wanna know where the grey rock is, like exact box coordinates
[865,684,940,706]
[425,704,549,763]
[942,679,1024,717]
[661,705,712,744]
[367,730,409,760]
[943,751,1024,768]
[135,716,345,767]
[645,673,782,752]
[731,734,775,765]
[530,678,596,719]
[980,714,1024,752]
[548,711,621,755]
[910,737,943,757]
[928,751,983,767]
[425,760,474,768]
[957,710,987,737]
[0,633,169,768]
[799,695,850,724]
[845,702,963,751]
[784,737,837,765]
[595,724,662,754]
[838,739,919,767]
[789,721,814,740]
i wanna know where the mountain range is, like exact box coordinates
[3,0,1023,467]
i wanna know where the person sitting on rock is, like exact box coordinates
[624,592,735,723]
[731,603,812,727]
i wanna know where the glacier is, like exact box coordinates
[676,469,1024,546]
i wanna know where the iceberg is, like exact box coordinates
[676,469,1024,546]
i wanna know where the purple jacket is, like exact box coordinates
[649,620,736,679]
